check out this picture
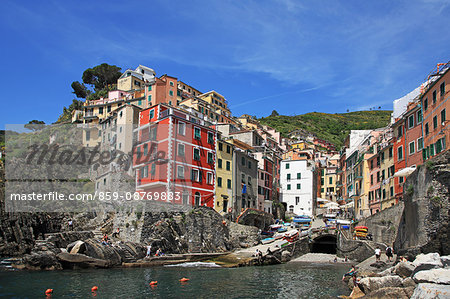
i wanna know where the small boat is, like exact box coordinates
[277,227,288,233]
[261,237,275,245]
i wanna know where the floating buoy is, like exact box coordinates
[179,278,190,282]
[149,281,158,285]
[45,289,53,295]
[91,286,98,292]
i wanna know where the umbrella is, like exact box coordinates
[324,202,339,208]
[317,198,330,203]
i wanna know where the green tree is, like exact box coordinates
[82,63,122,91]
[24,120,45,131]
[270,110,279,117]
[71,81,90,98]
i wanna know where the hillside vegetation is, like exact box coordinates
[259,110,392,149]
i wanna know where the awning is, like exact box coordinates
[317,198,330,203]
[394,166,417,177]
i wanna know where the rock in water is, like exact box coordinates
[362,286,413,299]
[412,253,443,275]
[358,275,403,294]
[413,268,450,285]
[393,261,415,278]
[22,251,62,270]
[410,283,450,299]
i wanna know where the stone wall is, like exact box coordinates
[336,233,374,262]
[359,202,404,246]
[394,151,449,257]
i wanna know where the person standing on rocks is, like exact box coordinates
[68,219,73,231]
[374,246,381,262]
[385,245,394,262]
[146,245,152,257]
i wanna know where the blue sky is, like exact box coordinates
[1,0,449,128]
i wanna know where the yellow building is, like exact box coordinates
[355,153,372,219]
[215,138,234,214]
[379,143,395,210]
[320,154,339,201]
[198,91,231,119]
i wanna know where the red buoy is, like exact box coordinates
[45,289,53,295]
[149,281,158,285]
[91,286,98,292]
[179,278,190,282]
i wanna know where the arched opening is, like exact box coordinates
[194,192,201,206]
[311,235,337,254]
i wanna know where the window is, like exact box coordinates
[207,172,213,185]
[295,197,299,205]
[399,176,404,184]
[150,163,156,175]
[389,165,395,177]
[148,85,152,91]
[433,90,437,104]
[398,146,403,160]
[177,166,184,179]
[424,98,428,111]
[107,105,111,113]
[389,147,393,158]
[409,141,415,155]
[149,109,155,120]
[241,157,245,166]
[441,82,446,96]
[287,184,291,190]
[425,123,429,135]
[433,115,438,129]
[178,143,185,157]
[226,161,231,171]
[141,165,148,178]
[380,152,385,162]
[86,130,90,141]
[397,126,403,138]
[248,176,252,185]
[208,132,214,144]
[417,138,424,151]
[207,152,214,164]
[297,173,301,179]
[227,179,232,189]
[287,173,291,181]
[191,169,200,182]
[297,183,301,189]
[143,143,148,156]
[170,81,174,86]
[169,90,174,96]
[441,109,446,123]
[382,189,386,199]
[408,115,414,129]
[194,127,201,139]
[430,143,435,156]
[226,145,231,154]
[390,186,394,197]
[218,142,223,151]
[370,174,373,185]
[218,159,222,168]
[329,177,333,184]
[417,110,422,123]
[178,122,185,135]
[217,177,222,187]
[381,169,385,180]
[99,107,104,114]
[248,161,252,169]
[320,188,324,193]
[321,178,324,185]
[377,171,380,182]
[193,148,200,161]
[138,100,142,106]
[286,163,290,169]
[241,174,245,183]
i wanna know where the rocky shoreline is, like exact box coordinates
[341,252,450,298]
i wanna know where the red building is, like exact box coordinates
[368,153,381,214]
[404,101,423,167]
[421,63,449,160]
[134,104,216,207]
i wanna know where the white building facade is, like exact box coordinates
[280,160,316,216]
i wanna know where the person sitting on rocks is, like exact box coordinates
[155,248,162,256]
[342,265,357,285]
[101,234,110,246]
[112,228,120,238]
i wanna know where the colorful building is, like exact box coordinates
[214,137,234,214]
[134,104,217,207]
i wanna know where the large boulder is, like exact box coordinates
[358,275,403,294]
[402,277,417,288]
[412,253,443,275]
[441,255,450,267]
[410,283,450,299]
[56,252,108,268]
[68,240,86,254]
[21,251,62,270]
[393,261,415,278]
[361,286,414,299]
[413,268,450,284]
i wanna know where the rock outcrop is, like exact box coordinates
[410,283,450,299]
